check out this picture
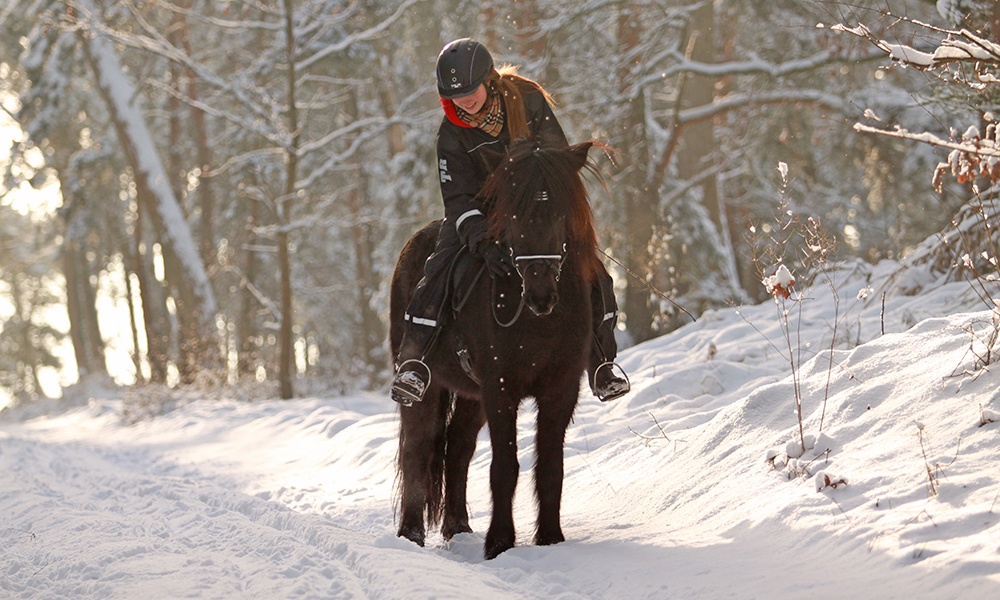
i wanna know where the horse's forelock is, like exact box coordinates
[484,141,599,257]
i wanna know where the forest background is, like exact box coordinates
[0,0,995,408]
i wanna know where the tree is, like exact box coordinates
[0,203,64,403]
[834,3,1000,287]
[76,2,221,380]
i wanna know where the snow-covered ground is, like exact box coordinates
[2,259,999,599]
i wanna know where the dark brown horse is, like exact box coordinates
[389,139,601,560]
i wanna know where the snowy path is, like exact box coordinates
[0,413,939,600]
[0,402,693,600]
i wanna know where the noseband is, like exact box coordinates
[512,245,566,282]
[493,244,566,328]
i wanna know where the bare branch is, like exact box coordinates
[294,0,423,71]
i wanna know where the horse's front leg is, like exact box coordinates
[533,389,578,547]
[483,393,520,560]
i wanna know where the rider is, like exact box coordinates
[391,38,630,406]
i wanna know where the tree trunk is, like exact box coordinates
[677,3,719,228]
[79,19,219,381]
[278,0,300,399]
[60,195,108,379]
[10,276,42,398]
[119,246,144,382]
[616,5,657,343]
[669,2,743,315]
[993,2,1000,42]
[135,191,171,383]
[237,201,260,379]
[173,0,217,271]
[348,171,384,386]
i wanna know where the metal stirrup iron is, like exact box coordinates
[594,361,630,402]
[391,359,432,407]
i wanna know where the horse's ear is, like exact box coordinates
[568,141,594,172]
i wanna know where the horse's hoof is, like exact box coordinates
[534,529,565,546]
[484,530,515,559]
[397,525,426,547]
[442,519,473,540]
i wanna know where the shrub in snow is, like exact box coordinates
[978,406,998,427]
[122,384,179,425]
[763,264,795,300]
[814,471,849,492]
[767,432,837,482]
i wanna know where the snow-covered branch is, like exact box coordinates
[832,22,1000,79]
[629,47,890,100]
[855,120,1000,192]
[67,0,284,142]
[677,89,846,125]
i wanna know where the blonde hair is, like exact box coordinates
[487,64,555,140]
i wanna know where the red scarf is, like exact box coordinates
[440,89,504,137]
[441,98,471,128]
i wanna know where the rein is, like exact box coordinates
[492,244,567,327]
[594,245,697,324]
[492,276,526,328]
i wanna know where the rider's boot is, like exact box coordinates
[592,361,630,402]
[391,323,436,407]
[589,269,630,402]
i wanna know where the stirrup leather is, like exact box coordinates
[593,361,630,402]
[391,359,432,407]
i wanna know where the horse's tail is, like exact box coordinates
[427,389,451,527]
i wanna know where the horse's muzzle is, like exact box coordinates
[526,290,559,316]
[515,253,563,317]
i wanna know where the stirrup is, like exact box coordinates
[391,359,431,407]
[593,361,630,402]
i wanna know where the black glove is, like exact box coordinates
[464,218,513,278]
[478,241,514,278]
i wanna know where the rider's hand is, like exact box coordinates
[464,218,513,278]
[477,241,514,278]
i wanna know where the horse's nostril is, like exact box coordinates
[527,292,558,316]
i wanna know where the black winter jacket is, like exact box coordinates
[436,90,568,248]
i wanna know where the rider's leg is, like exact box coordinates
[391,227,461,406]
[588,266,630,402]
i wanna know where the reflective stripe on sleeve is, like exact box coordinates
[455,209,484,232]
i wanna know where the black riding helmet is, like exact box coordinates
[436,38,494,100]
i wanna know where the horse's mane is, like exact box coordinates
[481,138,602,278]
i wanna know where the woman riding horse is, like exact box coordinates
[391,38,629,406]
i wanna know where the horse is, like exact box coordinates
[389,138,602,560]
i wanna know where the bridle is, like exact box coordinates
[511,244,567,282]
[492,243,567,328]
[491,189,568,327]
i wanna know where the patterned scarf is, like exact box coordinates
[455,87,504,137]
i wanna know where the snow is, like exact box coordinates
[886,44,935,68]
[2,264,1000,599]
[762,263,795,298]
